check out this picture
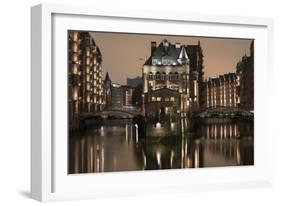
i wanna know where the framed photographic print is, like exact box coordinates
[31,3,274,201]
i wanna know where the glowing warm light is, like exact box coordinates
[156,122,161,129]
[135,124,139,143]
[73,87,78,100]
[101,146,104,172]
[142,151,147,170]
[194,80,197,96]
[170,150,174,168]
[171,122,176,130]
[156,151,161,168]
[100,126,104,137]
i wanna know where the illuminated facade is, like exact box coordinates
[236,40,254,111]
[105,80,136,111]
[204,73,238,108]
[142,40,204,116]
[68,31,105,125]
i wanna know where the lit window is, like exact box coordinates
[156,97,161,101]
[170,97,175,101]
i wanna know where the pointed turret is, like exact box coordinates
[177,46,189,64]
[105,72,111,82]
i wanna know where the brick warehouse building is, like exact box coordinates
[204,73,239,108]
[236,41,254,111]
[68,31,105,127]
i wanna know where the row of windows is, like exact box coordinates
[151,96,176,102]
[147,72,188,81]
[152,59,178,66]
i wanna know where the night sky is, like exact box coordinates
[90,32,252,85]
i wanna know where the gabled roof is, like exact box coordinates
[144,39,203,70]
[178,46,189,60]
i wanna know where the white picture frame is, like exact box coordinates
[31,3,274,202]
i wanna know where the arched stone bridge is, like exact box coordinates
[79,110,142,120]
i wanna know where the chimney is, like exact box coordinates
[151,41,157,55]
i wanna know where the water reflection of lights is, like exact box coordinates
[69,119,253,174]
[100,126,104,136]
[125,124,129,143]
[135,124,138,143]
[194,139,200,168]
[229,124,232,137]
[187,157,191,168]
[236,145,241,164]
[194,147,200,168]
[171,122,176,130]
[113,156,117,170]
[90,146,93,171]
[214,125,217,139]
[142,150,146,170]
[101,146,104,172]
[156,151,161,168]
[170,150,175,168]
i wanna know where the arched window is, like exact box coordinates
[174,72,179,80]
[156,72,161,80]
[168,72,173,81]
[161,72,166,80]
[148,72,153,80]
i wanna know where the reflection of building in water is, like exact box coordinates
[71,136,105,174]
[68,31,105,127]
[181,139,205,168]
[142,39,204,116]
[204,123,239,139]
[201,122,253,139]
[204,73,238,108]
[69,121,141,174]
[69,120,253,173]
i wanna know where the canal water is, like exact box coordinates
[68,119,254,174]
